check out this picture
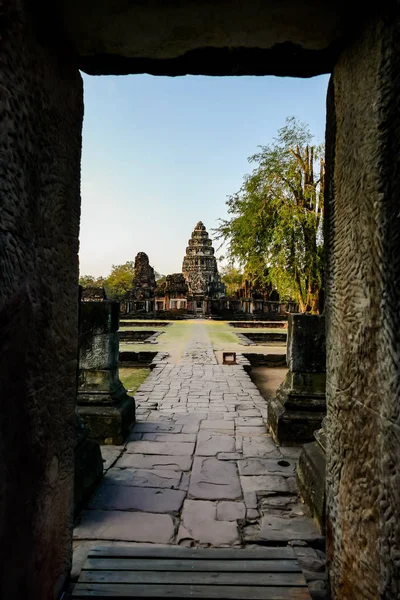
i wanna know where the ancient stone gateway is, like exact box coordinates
[1,3,399,599]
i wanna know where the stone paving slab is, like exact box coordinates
[189,457,242,500]
[140,433,197,443]
[177,500,240,546]
[103,468,182,489]
[237,457,296,476]
[244,515,325,545]
[115,454,193,471]
[88,484,186,513]
[216,501,246,521]
[242,436,282,458]
[125,440,195,456]
[195,431,236,455]
[130,423,183,433]
[200,419,235,431]
[74,510,175,543]
[240,475,291,494]
[100,446,124,471]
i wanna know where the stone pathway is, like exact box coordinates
[74,322,327,598]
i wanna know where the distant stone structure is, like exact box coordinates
[155,273,189,312]
[81,285,107,301]
[182,221,225,314]
[120,223,298,318]
[125,252,156,314]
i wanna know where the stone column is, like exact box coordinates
[326,8,400,598]
[267,314,326,445]
[0,3,82,598]
[77,300,135,444]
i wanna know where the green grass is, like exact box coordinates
[119,319,286,361]
[119,368,150,393]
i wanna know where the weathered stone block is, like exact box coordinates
[297,440,326,535]
[77,397,135,445]
[77,300,135,444]
[268,314,326,445]
[287,314,326,373]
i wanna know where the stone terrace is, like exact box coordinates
[74,323,326,595]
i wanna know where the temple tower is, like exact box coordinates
[129,252,156,313]
[182,221,225,314]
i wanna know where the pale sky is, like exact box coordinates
[79,73,330,278]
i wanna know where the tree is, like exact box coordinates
[105,261,135,300]
[214,117,324,313]
[79,274,96,287]
[219,264,243,296]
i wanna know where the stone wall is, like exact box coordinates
[0,2,83,598]
[325,9,400,599]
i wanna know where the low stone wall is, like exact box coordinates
[119,330,162,344]
[243,353,287,367]
[229,321,288,329]
[119,320,170,327]
[235,332,287,345]
[119,351,159,367]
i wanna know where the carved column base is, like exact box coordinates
[267,371,326,445]
[77,392,135,445]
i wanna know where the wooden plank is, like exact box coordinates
[87,546,296,560]
[84,558,302,573]
[79,570,307,586]
[72,583,312,599]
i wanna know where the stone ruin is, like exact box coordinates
[77,300,135,444]
[127,252,156,313]
[155,273,189,312]
[81,285,107,301]
[267,314,326,445]
[182,221,225,314]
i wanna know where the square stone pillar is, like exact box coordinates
[267,314,326,445]
[0,3,83,598]
[77,301,135,444]
[326,9,400,598]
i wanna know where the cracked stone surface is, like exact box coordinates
[73,320,323,593]
[178,500,240,546]
[189,457,242,500]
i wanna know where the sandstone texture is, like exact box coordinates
[326,11,400,598]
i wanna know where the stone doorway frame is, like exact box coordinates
[1,3,399,600]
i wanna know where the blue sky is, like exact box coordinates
[80,73,329,277]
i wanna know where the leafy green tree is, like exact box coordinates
[79,274,96,287]
[215,117,324,313]
[105,261,135,300]
[219,264,243,296]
